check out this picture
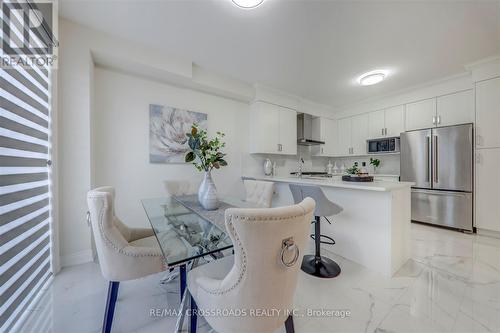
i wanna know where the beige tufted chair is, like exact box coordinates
[243,179,275,208]
[87,186,167,333]
[164,180,200,197]
[187,197,315,333]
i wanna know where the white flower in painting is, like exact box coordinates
[151,108,197,156]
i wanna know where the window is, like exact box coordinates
[1,1,53,330]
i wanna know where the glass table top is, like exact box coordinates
[141,195,253,266]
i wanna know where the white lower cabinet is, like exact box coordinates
[475,148,500,232]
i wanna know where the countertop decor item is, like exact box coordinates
[326,160,333,175]
[333,162,339,174]
[342,175,374,182]
[345,162,360,175]
[185,124,227,210]
[344,162,373,182]
[149,104,207,163]
[370,158,381,173]
[264,158,273,176]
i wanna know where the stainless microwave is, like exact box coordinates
[367,137,400,154]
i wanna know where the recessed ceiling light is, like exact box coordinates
[232,0,264,9]
[358,70,389,86]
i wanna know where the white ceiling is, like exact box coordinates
[60,0,500,108]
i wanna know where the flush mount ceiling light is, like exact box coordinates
[232,0,264,9]
[358,70,389,86]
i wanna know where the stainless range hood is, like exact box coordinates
[297,113,325,146]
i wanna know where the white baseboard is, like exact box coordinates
[477,228,500,239]
[60,249,93,268]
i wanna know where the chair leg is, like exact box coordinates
[189,295,198,333]
[301,216,341,278]
[285,315,295,333]
[180,264,187,302]
[103,281,120,333]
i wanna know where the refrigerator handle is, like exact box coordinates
[434,135,438,183]
[426,136,431,182]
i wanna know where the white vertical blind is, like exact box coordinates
[0,1,53,330]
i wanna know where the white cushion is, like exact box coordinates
[187,198,315,333]
[188,255,234,301]
[129,235,160,248]
[87,186,167,282]
[243,180,274,208]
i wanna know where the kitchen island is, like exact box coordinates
[243,175,414,277]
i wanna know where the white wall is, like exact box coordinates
[57,20,94,266]
[57,18,254,267]
[93,67,248,227]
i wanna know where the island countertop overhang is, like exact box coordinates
[242,175,414,192]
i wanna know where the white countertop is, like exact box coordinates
[242,175,414,192]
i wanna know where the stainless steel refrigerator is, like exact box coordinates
[400,123,473,231]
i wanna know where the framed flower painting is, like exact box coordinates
[149,104,208,163]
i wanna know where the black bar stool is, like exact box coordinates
[289,184,343,278]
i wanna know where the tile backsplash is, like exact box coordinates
[243,145,400,177]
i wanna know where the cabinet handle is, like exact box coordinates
[476,135,483,146]
[321,147,324,154]
[432,116,436,125]
[437,115,441,125]
[381,128,384,136]
[277,144,282,152]
[385,128,388,136]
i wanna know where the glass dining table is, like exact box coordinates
[141,194,253,332]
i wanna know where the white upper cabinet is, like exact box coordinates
[384,105,405,137]
[312,117,337,157]
[278,106,298,155]
[368,105,405,139]
[476,77,500,149]
[337,117,352,156]
[249,101,280,154]
[351,114,369,155]
[405,98,437,131]
[436,90,474,127]
[249,101,297,155]
[368,110,385,139]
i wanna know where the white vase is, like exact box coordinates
[264,158,273,176]
[198,171,218,210]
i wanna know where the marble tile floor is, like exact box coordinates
[18,223,500,333]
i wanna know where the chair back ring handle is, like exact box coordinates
[280,237,300,267]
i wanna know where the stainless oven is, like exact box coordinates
[367,137,400,154]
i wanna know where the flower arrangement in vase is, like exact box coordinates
[185,124,227,210]
[369,158,381,174]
